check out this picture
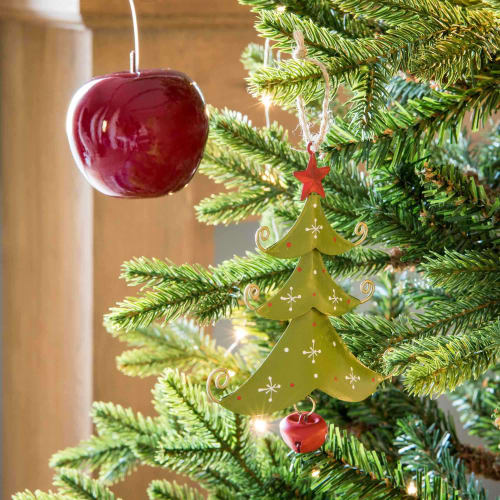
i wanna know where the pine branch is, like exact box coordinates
[421,249,500,295]
[345,63,392,139]
[53,469,119,500]
[201,141,290,193]
[300,425,436,499]
[91,402,163,466]
[207,107,307,177]
[239,0,378,38]
[450,368,500,451]
[110,319,247,381]
[418,161,499,222]
[49,436,138,485]
[13,492,67,500]
[106,248,389,331]
[196,189,287,225]
[323,76,500,170]
[147,480,205,500]
[334,292,500,370]
[383,319,500,396]
[396,419,487,499]
[154,370,264,494]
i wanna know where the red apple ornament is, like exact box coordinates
[279,412,328,453]
[67,69,209,198]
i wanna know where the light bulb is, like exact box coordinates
[407,481,417,496]
[311,469,320,478]
[276,5,286,12]
[261,94,273,110]
[234,327,248,341]
[251,417,269,434]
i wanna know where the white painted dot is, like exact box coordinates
[314,373,318,378]
[284,347,289,352]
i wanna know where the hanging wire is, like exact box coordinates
[128,0,140,73]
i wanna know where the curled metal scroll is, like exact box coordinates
[293,396,316,418]
[255,226,271,252]
[206,368,231,403]
[353,221,368,246]
[243,284,261,310]
[359,279,375,304]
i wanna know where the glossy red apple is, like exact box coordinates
[67,69,209,198]
[279,412,328,453]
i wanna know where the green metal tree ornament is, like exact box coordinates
[207,144,383,416]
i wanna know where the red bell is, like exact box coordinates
[279,411,328,453]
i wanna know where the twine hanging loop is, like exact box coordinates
[292,30,331,153]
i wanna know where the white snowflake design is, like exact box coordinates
[280,286,302,312]
[302,339,322,364]
[345,367,360,390]
[328,289,343,310]
[258,376,281,402]
[305,218,323,239]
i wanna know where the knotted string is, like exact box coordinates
[292,30,331,152]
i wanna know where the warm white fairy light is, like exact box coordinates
[225,326,249,356]
[406,481,417,496]
[311,469,320,478]
[251,417,269,434]
[234,326,248,341]
[261,94,273,111]
[276,5,286,12]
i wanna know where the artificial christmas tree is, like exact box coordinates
[15,0,499,498]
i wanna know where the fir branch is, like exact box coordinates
[13,493,67,500]
[201,141,289,193]
[450,368,500,452]
[396,419,487,499]
[49,436,138,485]
[53,469,119,500]
[91,402,163,466]
[346,63,392,139]
[421,249,500,295]
[335,292,500,370]
[239,0,377,38]
[387,74,435,105]
[147,480,205,500]
[154,370,264,494]
[106,249,388,330]
[323,77,500,170]
[196,189,287,225]
[111,320,247,381]
[383,319,500,396]
[300,425,425,499]
[207,107,307,177]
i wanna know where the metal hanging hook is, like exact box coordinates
[128,0,140,73]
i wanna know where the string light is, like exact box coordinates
[311,469,320,478]
[225,326,249,355]
[276,5,286,12]
[234,326,248,341]
[261,94,273,111]
[406,481,417,496]
[251,417,269,434]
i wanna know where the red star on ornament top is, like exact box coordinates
[293,143,330,200]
